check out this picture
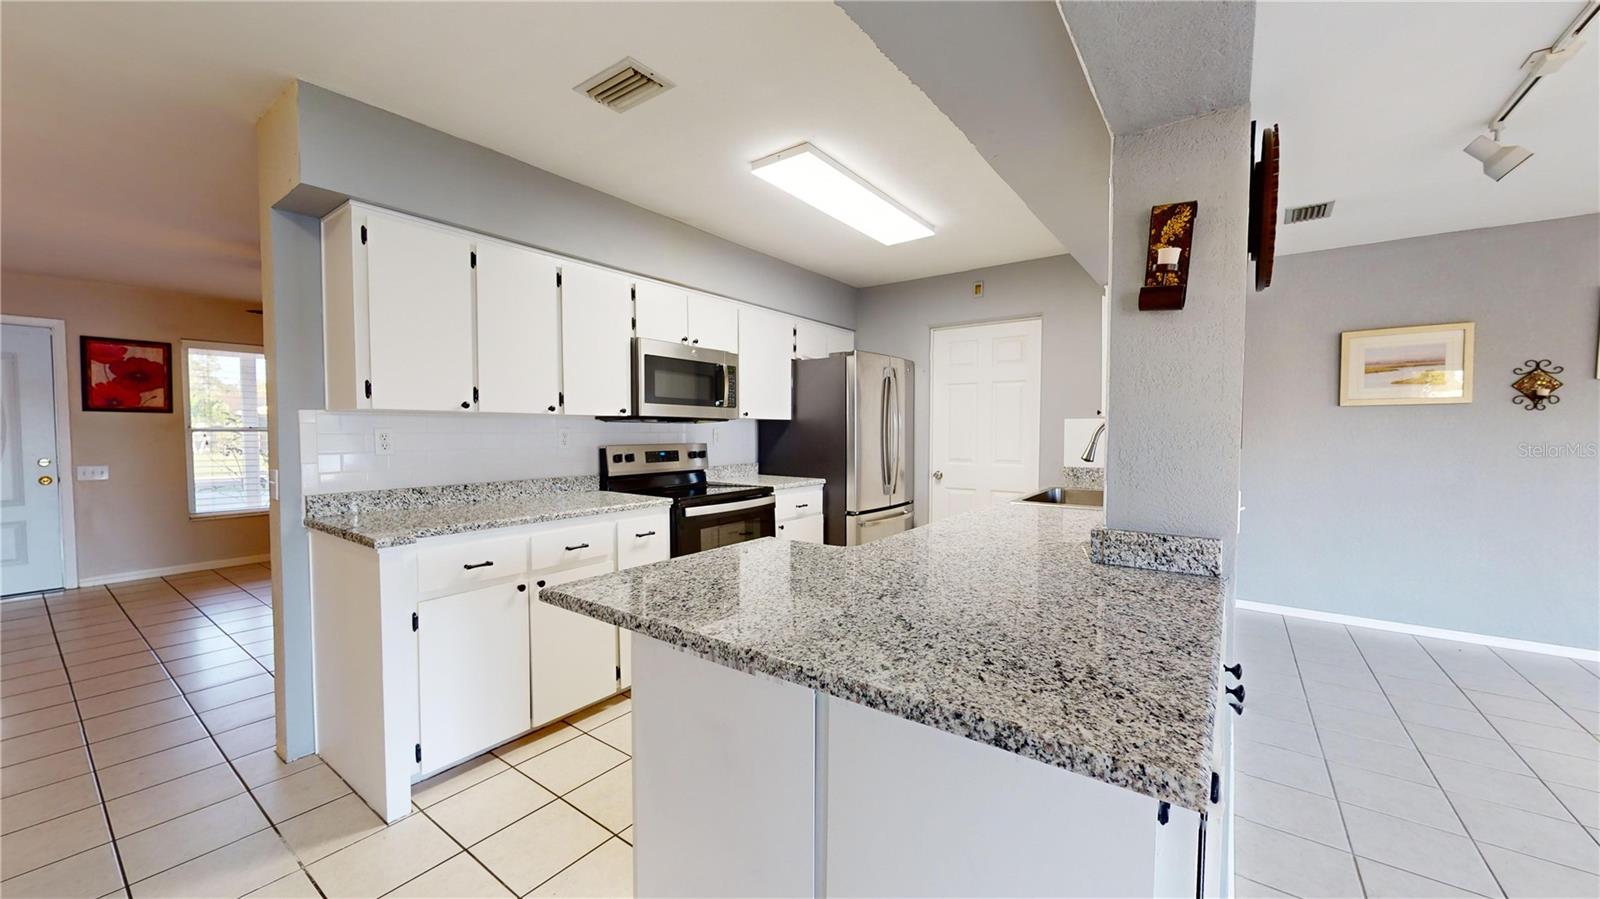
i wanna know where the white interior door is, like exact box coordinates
[928,319,1041,522]
[0,324,65,595]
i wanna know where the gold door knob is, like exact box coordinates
[37,475,54,486]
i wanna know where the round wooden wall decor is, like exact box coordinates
[1250,123,1280,291]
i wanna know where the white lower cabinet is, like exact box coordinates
[615,511,670,689]
[775,486,825,544]
[779,514,824,544]
[417,582,532,774]
[531,560,620,726]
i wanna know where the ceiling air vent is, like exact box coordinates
[575,58,674,112]
[1283,201,1335,224]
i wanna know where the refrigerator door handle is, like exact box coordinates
[880,368,893,494]
[890,366,903,497]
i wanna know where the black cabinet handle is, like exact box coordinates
[460,401,471,409]
[536,579,547,588]
[634,531,656,538]
[1225,662,1243,679]
[794,503,809,509]
[517,584,527,593]
[1226,685,1245,702]
[681,337,689,342]
[743,412,750,417]
[547,405,556,412]
[619,408,627,414]
[462,561,494,570]
[1229,701,1244,716]
[692,339,699,345]
[564,543,591,552]
[777,524,785,531]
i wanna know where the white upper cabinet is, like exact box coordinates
[365,212,476,411]
[737,305,794,420]
[794,320,830,360]
[688,292,739,352]
[635,280,689,344]
[561,263,634,417]
[475,242,561,415]
[825,325,856,356]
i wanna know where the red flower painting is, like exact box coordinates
[81,336,172,413]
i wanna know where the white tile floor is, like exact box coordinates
[0,565,633,898]
[8,572,1596,898]
[1232,609,1600,898]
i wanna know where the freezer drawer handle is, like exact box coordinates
[462,561,494,570]
[860,508,913,526]
[564,543,591,552]
[682,496,777,517]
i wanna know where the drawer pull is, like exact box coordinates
[794,503,810,509]
[462,561,495,570]
[634,531,657,538]
[564,543,591,552]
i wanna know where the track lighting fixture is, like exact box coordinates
[1463,128,1534,182]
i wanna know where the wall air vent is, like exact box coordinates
[575,57,674,112]
[1283,201,1335,224]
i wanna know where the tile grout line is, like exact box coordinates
[1339,627,1509,898]
[102,577,321,897]
[31,586,135,898]
[1277,615,1369,899]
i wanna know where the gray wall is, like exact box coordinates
[855,254,1103,524]
[1106,107,1252,576]
[1238,215,1600,650]
[292,82,856,327]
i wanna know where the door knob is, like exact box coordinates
[933,470,944,480]
[36,457,52,467]
[38,475,54,486]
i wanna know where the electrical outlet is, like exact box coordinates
[558,429,570,448]
[374,429,394,456]
[76,465,109,481]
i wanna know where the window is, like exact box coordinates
[183,342,268,517]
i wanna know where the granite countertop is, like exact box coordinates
[541,503,1226,811]
[304,484,670,549]
[707,465,827,491]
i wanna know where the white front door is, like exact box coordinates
[928,319,1041,523]
[1,324,65,595]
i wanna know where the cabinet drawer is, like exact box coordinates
[617,512,671,570]
[417,534,530,596]
[530,520,616,572]
[777,487,823,522]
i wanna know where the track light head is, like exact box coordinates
[1464,131,1534,181]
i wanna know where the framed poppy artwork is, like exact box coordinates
[81,336,173,412]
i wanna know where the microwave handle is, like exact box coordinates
[722,364,733,409]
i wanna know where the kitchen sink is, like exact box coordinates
[1019,487,1104,508]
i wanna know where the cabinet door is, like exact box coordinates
[794,320,829,360]
[476,243,561,414]
[365,213,475,411]
[532,560,621,725]
[784,514,824,544]
[826,326,856,356]
[688,292,739,352]
[736,305,794,421]
[635,280,689,345]
[615,510,669,690]
[561,264,634,417]
[417,583,531,774]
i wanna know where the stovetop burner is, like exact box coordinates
[597,443,772,506]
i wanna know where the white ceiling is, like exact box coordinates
[1252,1,1599,257]
[0,2,1064,301]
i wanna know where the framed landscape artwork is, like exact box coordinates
[81,336,173,412]
[1339,322,1474,406]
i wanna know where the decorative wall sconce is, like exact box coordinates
[1511,359,1563,410]
[1139,201,1198,310]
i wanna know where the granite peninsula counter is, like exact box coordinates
[542,502,1235,898]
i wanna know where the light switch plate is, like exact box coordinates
[77,465,109,481]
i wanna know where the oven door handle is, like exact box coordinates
[681,496,776,517]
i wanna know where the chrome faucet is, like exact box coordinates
[1079,422,1107,463]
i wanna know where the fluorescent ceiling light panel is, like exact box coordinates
[751,143,934,245]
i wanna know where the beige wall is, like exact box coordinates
[2,270,269,582]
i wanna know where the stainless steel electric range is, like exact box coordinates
[598,443,775,557]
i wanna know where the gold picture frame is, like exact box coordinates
[1339,322,1475,406]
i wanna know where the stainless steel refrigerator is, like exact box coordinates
[757,351,913,546]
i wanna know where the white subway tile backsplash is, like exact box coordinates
[301,411,759,494]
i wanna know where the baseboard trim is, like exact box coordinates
[1236,600,1600,662]
[77,554,272,588]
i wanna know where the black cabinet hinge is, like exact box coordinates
[558,391,564,406]
[411,612,418,632]
[472,386,480,404]
[630,286,636,299]
[1210,772,1220,804]
[415,743,422,764]
[364,379,373,399]
[615,665,622,681]
[360,225,367,245]
[556,272,563,288]
[631,317,636,331]
[1156,801,1171,825]
[470,251,477,268]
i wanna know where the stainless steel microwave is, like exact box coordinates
[633,337,739,420]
